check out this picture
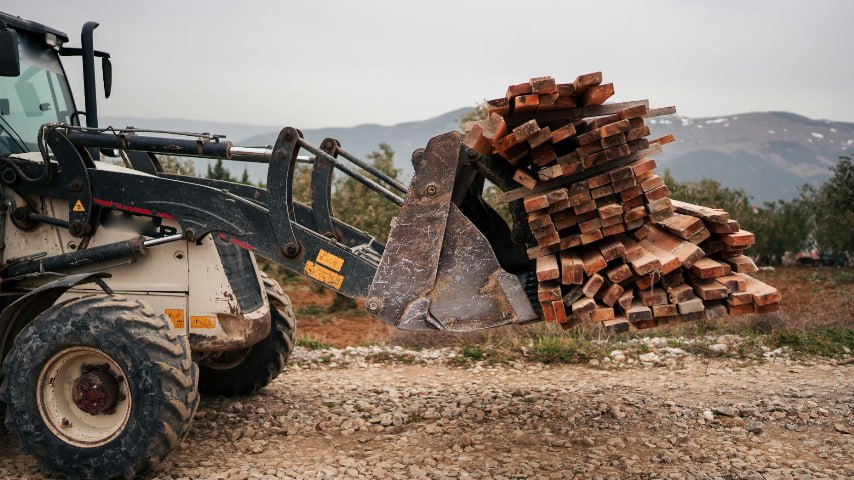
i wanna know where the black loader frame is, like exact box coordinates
[0,123,538,333]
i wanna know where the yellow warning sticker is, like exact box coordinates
[190,315,217,329]
[304,260,344,289]
[316,249,344,272]
[165,309,185,329]
[72,200,86,212]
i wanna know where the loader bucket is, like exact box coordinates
[366,132,537,332]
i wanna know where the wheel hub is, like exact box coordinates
[72,370,119,415]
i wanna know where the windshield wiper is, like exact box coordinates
[0,115,29,153]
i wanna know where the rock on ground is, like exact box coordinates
[0,349,852,479]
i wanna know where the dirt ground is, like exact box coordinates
[1,353,851,479]
[287,266,853,349]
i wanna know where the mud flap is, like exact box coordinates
[366,132,536,332]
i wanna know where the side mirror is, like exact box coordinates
[0,27,20,77]
[102,56,112,98]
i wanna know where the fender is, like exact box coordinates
[0,272,112,371]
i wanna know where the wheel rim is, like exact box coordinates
[37,346,132,448]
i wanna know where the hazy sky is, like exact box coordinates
[5,1,853,128]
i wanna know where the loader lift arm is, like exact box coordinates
[0,124,537,331]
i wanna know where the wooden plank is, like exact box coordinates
[513,169,538,189]
[597,237,626,262]
[531,143,557,166]
[676,297,705,314]
[523,193,549,213]
[496,144,664,203]
[737,273,782,306]
[526,127,553,149]
[707,219,741,234]
[617,104,649,120]
[602,316,630,332]
[582,274,606,298]
[598,119,631,138]
[463,124,492,155]
[644,185,670,202]
[639,288,667,306]
[727,302,755,316]
[571,71,602,94]
[722,255,758,273]
[715,274,747,293]
[550,122,577,144]
[582,83,615,106]
[652,303,678,318]
[512,119,540,142]
[657,213,706,240]
[514,94,540,114]
[506,82,533,99]
[689,257,730,279]
[617,288,635,310]
[567,182,592,205]
[552,299,568,324]
[591,184,614,199]
[538,281,562,302]
[536,254,560,282]
[612,176,638,193]
[651,133,676,145]
[571,297,597,316]
[606,263,633,283]
[580,247,608,276]
[486,97,510,116]
[560,252,584,285]
[527,211,552,230]
[580,229,603,244]
[541,301,556,323]
[602,223,626,237]
[694,281,728,300]
[670,199,729,223]
[667,284,696,303]
[626,125,651,141]
[591,306,615,322]
[640,175,664,193]
[720,230,755,248]
[638,239,681,274]
[505,99,650,129]
[599,282,624,307]
[728,291,753,306]
[530,76,557,94]
[625,301,653,323]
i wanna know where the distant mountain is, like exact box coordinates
[103,109,853,203]
[647,112,853,202]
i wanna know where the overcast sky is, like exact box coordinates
[5,1,853,128]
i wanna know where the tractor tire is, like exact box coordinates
[0,295,199,480]
[198,271,296,396]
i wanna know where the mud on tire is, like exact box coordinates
[0,295,199,479]
[198,271,296,396]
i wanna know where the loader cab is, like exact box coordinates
[0,13,78,156]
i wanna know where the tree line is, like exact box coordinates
[163,146,852,267]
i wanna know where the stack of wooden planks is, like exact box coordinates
[464,73,780,332]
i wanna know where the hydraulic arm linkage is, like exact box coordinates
[0,124,537,331]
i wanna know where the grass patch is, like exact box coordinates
[297,337,333,350]
[526,324,610,364]
[769,326,854,356]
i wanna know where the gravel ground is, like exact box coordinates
[1,347,852,480]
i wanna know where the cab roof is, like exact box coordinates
[0,11,69,44]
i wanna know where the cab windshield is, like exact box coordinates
[0,34,76,155]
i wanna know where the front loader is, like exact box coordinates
[0,11,540,479]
